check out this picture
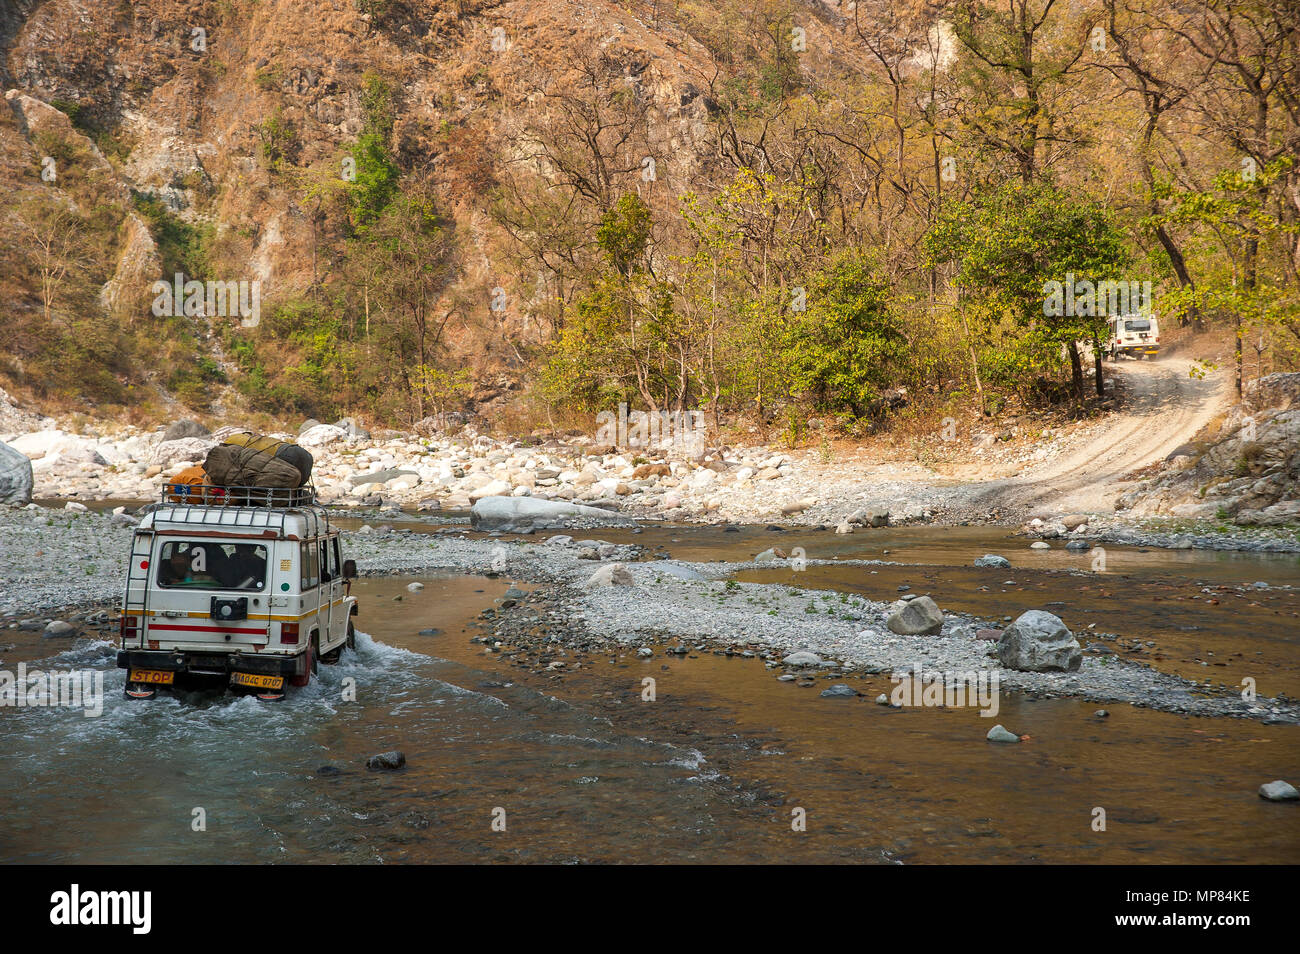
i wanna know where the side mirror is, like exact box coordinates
[342,559,357,581]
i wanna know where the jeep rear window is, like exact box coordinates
[1124,319,1152,331]
[157,541,268,591]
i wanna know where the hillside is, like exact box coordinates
[0,0,1296,444]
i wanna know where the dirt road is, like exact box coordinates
[965,356,1230,517]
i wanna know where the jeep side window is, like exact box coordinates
[319,538,333,583]
[325,536,340,582]
[299,542,320,590]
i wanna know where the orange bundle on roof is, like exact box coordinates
[165,464,212,503]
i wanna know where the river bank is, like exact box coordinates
[4,366,1297,554]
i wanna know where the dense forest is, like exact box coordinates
[2,0,1296,436]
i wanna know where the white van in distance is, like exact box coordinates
[116,486,358,700]
[1105,313,1160,360]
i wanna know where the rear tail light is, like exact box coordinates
[119,616,138,642]
[281,623,300,644]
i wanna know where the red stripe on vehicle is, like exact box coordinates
[149,624,266,635]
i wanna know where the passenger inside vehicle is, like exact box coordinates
[223,544,267,590]
[159,544,218,587]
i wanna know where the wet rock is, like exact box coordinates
[1258,780,1298,801]
[418,628,441,636]
[886,595,943,636]
[986,724,1020,743]
[1065,540,1090,552]
[754,547,787,562]
[316,765,343,777]
[997,610,1082,672]
[782,650,822,667]
[1029,541,1050,550]
[636,647,653,658]
[1095,709,1109,718]
[366,751,406,770]
[407,582,424,592]
[42,620,75,638]
[777,674,796,682]
[974,554,1011,568]
[875,693,890,705]
[820,684,856,698]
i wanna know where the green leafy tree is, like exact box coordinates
[783,252,907,418]
[924,181,1130,402]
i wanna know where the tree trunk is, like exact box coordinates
[1067,340,1084,401]
[1092,333,1105,397]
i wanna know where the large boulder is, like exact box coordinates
[333,417,371,439]
[8,429,71,460]
[470,495,636,532]
[996,610,1082,672]
[297,423,347,448]
[162,419,209,442]
[0,441,34,504]
[886,595,944,635]
[350,468,418,490]
[154,436,217,469]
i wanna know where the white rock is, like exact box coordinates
[584,563,634,588]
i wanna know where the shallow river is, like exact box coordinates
[1,521,1297,863]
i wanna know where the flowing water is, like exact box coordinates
[1,523,1297,864]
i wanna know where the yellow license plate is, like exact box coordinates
[129,669,174,685]
[231,672,283,690]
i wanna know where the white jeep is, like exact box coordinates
[1105,313,1161,360]
[116,486,358,700]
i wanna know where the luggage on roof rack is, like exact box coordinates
[203,432,314,493]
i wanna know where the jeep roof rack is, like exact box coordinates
[158,483,318,508]
[151,483,330,537]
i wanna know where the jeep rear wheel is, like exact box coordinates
[289,639,317,687]
[346,621,356,651]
